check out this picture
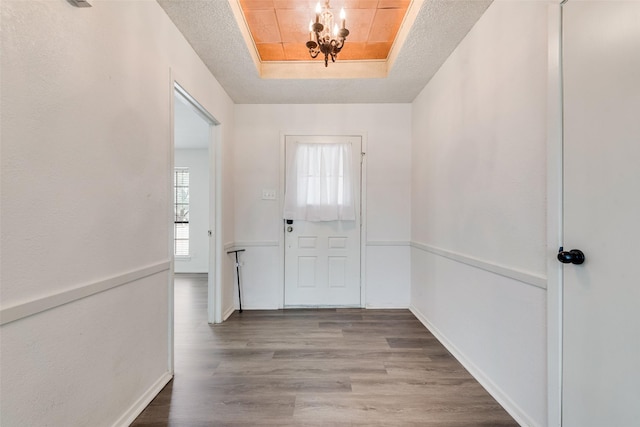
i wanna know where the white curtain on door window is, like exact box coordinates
[283,142,356,221]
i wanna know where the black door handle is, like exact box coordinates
[557,247,585,265]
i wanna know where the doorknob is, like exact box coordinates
[287,226,293,232]
[557,247,585,265]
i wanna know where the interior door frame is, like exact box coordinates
[546,1,565,426]
[169,77,223,373]
[553,2,640,425]
[278,132,368,309]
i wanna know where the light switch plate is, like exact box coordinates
[262,189,277,200]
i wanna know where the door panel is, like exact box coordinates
[562,2,640,425]
[284,135,362,307]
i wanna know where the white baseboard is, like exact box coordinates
[409,305,538,427]
[239,306,280,310]
[222,305,236,321]
[222,305,411,311]
[173,269,208,274]
[221,306,410,311]
[365,304,410,309]
[112,371,172,427]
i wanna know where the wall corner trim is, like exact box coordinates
[410,241,547,289]
[409,305,541,427]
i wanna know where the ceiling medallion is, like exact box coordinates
[306,0,349,67]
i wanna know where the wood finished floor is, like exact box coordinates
[132,274,518,426]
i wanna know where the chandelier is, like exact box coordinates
[306,0,349,67]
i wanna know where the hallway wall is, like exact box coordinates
[0,1,235,425]
[410,1,549,426]
[233,104,412,309]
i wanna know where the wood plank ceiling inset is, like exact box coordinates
[239,0,410,62]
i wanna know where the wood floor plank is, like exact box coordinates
[244,336,392,350]
[131,274,519,426]
[292,394,515,425]
[212,359,389,377]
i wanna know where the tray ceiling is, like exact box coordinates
[157,0,493,103]
[240,0,411,62]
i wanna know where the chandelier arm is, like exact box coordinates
[307,0,348,67]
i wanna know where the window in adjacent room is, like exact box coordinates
[174,167,190,257]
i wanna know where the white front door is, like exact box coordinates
[284,135,362,307]
[562,2,640,425]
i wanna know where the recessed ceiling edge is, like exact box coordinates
[229,0,420,80]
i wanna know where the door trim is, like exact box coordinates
[169,75,223,376]
[173,82,222,324]
[546,2,565,426]
[278,132,368,309]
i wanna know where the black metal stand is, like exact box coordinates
[226,249,245,313]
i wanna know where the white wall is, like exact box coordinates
[0,0,235,425]
[411,2,548,426]
[233,104,412,309]
[174,149,209,273]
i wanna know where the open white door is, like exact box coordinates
[561,2,640,425]
[283,135,362,307]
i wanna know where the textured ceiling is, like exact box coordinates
[157,0,493,104]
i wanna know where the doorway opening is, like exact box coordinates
[171,83,221,337]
